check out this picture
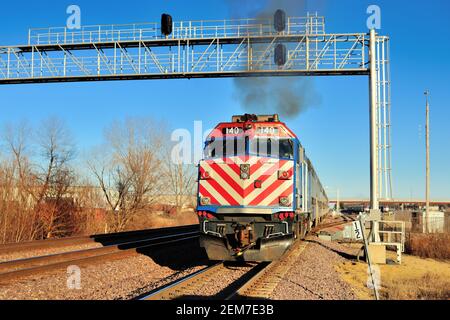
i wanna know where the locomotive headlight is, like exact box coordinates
[240,164,250,180]
[280,197,291,206]
[201,197,211,206]
[241,172,249,180]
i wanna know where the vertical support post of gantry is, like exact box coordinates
[369,29,379,212]
[425,90,430,234]
[369,29,381,243]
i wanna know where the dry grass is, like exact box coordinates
[126,210,198,231]
[406,233,450,260]
[336,252,450,300]
[78,205,199,235]
[336,261,374,300]
[384,273,450,300]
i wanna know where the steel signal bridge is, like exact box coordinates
[0,13,393,209]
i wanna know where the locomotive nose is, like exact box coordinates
[199,157,294,208]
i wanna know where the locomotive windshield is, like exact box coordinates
[204,137,294,159]
[204,137,246,159]
[250,138,294,159]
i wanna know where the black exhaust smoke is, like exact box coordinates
[227,0,323,118]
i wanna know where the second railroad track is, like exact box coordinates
[0,225,199,284]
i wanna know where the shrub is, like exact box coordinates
[405,233,450,260]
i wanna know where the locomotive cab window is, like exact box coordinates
[204,138,216,158]
[250,138,294,159]
[279,139,294,159]
[204,137,246,159]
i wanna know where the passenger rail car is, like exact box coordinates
[196,114,329,262]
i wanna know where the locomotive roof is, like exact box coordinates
[207,121,299,140]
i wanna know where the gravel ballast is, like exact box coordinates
[171,262,259,299]
[270,237,358,300]
[0,236,361,300]
[0,240,209,300]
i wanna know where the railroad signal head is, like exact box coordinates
[274,44,287,66]
[274,9,286,32]
[161,14,173,36]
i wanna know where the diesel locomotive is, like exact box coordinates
[196,114,329,262]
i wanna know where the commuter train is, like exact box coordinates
[196,114,329,262]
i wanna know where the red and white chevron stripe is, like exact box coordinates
[199,156,294,207]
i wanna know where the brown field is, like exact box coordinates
[86,208,199,235]
[127,210,199,231]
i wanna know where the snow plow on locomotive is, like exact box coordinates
[196,114,329,262]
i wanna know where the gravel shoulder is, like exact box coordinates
[270,236,359,300]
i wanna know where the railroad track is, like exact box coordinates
[142,262,228,300]
[141,262,268,300]
[141,240,308,301]
[312,215,355,234]
[226,241,308,300]
[140,217,354,301]
[0,225,199,284]
[0,225,198,255]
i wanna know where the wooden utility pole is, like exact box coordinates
[425,90,430,233]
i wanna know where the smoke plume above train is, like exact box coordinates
[228,0,322,118]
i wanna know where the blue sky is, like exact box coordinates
[0,0,449,200]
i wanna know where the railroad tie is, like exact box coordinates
[236,241,308,299]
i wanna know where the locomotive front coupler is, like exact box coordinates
[231,222,255,249]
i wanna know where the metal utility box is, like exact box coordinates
[368,244,386,264]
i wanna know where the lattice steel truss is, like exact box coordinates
[376,36,393,200]
[0,13,393,202]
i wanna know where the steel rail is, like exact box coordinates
[0,231,200,284]
[225,241,308,300]
[0,224,198,254]
[142,262,225,300]
[311,215,355,234]
[0,231,199,272]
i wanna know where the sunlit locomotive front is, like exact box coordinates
[197,114,328,262]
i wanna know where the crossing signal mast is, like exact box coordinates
[0,11,393,209]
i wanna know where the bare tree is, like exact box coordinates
[32,117,77,239]
[1,121,39,243]
[87,118,165,232]
[163,149,196,215]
